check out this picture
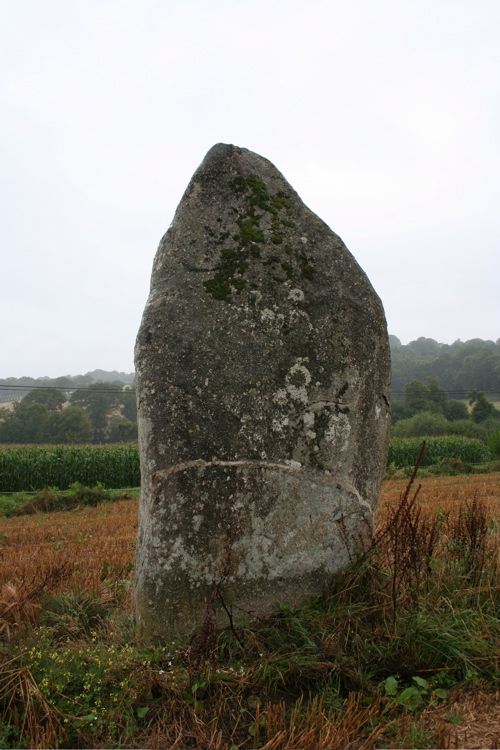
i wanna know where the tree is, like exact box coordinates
[70,382,123,442]
[406,337,441,357]
[390,400,412,423]
[108,416,138,442]
[403,378,450,417]
[48,406,92,443]
[404,381,431,414]
[390,336,500,395]
[4,401,50,443]
[425,377,447,412]
[443,400,469,421]
[468,391,496,423]
[121,386,137,422]
[0,407,14,442]
[22,387,66,411]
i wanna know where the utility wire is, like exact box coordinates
[0,385,135,394]
[0,384,498,397]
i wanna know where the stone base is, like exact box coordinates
[135,461,373,640]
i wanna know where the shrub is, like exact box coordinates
[482,415,500,432]
[392,412,450,438]
[66,482,108,506]
[442,400,469,421]
[430,457,472,476]
[7,484,110,517]
[445,420,487,442]
[392,413,488,442]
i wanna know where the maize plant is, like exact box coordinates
[0,444,140,492]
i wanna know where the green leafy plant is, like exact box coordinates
[389,436,491,467]
[487,429,500,458]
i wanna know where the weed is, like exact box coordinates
[0,562,73,641]
[40,589,115,640]
[446,495,492,585]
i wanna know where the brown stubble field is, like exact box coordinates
[0,473,498,749]
[0,473,498,605]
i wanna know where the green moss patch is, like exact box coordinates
[203,174,314,302]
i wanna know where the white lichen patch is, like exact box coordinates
[302,411,316,440]
[260,308,276,323]
[303,411,315,429]
[271,415,289,434]
[325,413,351,452]
[175,492,187,506]
[288,288,304,302]
[273,388,288,406]
[285,361,311,404]
[272,359,312,408]
[154,533,218,583]
[260,307,285,329]
[192,514,203,532]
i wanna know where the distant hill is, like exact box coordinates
[82,370,135,385]
[0,371,135,403]
[389,336,500,396]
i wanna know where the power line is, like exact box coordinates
[0,384,498,397]
[0,385,135,394]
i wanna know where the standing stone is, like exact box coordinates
[135,144,391,640]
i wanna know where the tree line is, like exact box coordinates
[390,336,500,395]
[0,383,137,444]
[1,335,499,444]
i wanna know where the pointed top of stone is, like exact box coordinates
[183,141,303,205]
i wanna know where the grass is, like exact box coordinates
[0,485,139,516]
[0,471,498,748]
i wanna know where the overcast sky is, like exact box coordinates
[1,0,499,378]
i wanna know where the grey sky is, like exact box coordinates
[1,0,499,377]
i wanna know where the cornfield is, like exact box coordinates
[388,436,491,468]
[0,444,140,492]
[0,435,494,492]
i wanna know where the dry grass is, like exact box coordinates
[0,474,498,612]
[253,693,385,750]
[136,692,385,750]
[0,655,62,748]
[405,686,500,749]
[379,472,499,520]
[0,500,137,612]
